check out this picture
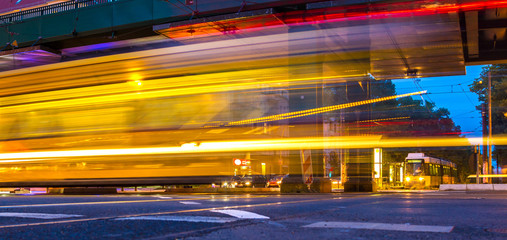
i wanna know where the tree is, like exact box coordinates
[369,80,470,182]
[469,64,507,172]
[368,80,461,137]
[327,78,463,138]
[326,79,472,182]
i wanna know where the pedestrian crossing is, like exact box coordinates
[0,199,455,233]
[210,209,270,219]
[0,209,454,233]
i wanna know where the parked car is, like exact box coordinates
[223,176,251,188]
[221,175,268,188]
[330,177,342,189]
[251,175,268,188]
[266,174,288,188]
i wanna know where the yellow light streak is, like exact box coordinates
[355,116,410,123]
[226,91,426,126]
[0,29,368,98]
[467,174,507,178]
[0,66,361,113]
[1,135,506,163]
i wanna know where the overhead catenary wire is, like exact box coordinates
[396,79,474,89]
[458,83,478,108]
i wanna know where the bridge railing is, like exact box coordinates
[0,0,117,25]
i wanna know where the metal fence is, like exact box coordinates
[0,0,118,25]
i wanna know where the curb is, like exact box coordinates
[440,184,507,191]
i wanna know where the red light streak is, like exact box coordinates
[163,0,507,39]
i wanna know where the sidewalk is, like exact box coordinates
[440,184,507,191]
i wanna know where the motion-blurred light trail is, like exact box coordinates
[226,91,427,126]
[162,0,507,39]
[0,135,506,162]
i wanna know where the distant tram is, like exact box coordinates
[404,153,457,188]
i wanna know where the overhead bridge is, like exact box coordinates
[0,0,506,75]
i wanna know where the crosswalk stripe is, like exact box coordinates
[210,209,269,219]
[0,198,322,229]
[303,221,454,233]
[0,213,83,219]
[179,201,201,205]
[115,215,237,223]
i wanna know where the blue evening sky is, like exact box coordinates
[393,65,485,137]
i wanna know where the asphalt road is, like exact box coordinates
[0,191,506,239]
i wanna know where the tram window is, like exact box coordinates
[406,161,423,176]
[430,164,436,176]
[444,166,450,176]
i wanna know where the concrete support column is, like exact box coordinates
[280,24,330,193]
[343,80,377,192]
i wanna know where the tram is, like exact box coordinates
[404,153,457,188]
[0,38,301,187]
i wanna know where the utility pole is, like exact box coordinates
[475,145,480,184]
[488,70,493,178]
[481,103,488,183]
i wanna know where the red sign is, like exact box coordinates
[233,158,250,166]
[1,0,54,14]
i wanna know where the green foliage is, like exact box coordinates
[370,80,469,181]
[327,78,462,138]
[469,64,507,169]
[368,80,461,137]
[327,79,470,181]
[469,64,507,135]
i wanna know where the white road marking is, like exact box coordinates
[156,196,173,199]
[179,201,201,205]
[115,215,237,223]
[211,209,269,219]
[0,212,83,219]
[303,221,454,233]
[0,198,211,209]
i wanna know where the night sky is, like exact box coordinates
[393,65,485,137]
